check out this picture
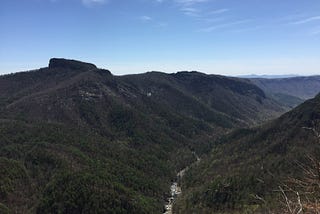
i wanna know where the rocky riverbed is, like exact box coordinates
[163,153,200,214]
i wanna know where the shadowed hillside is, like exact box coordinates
[175,93,320,213]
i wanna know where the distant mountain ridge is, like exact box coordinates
[240,75,320,109]
[0,59,285,128]
[250,75,320,99]
[238,74,300,79]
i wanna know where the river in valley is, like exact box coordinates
[163,153,200,214]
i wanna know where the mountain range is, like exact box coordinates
[0,58,320,213]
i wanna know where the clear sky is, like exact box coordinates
[1,0,320,75]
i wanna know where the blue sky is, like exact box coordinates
[1,0,320,75]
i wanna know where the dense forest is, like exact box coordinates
[175,93,320,213]
[1,58,320,213]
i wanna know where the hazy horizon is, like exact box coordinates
[1,57,319,78]
[1,0,320,75]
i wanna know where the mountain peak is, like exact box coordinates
[48,58,97,70]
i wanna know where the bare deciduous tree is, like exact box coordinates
[279,123,320,213]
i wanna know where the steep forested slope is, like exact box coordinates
[176,93,320,213]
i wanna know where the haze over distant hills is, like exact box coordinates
[1,58,320,213]
[250,76,320,99]
[238,74,300,79]
[247,75,320,109]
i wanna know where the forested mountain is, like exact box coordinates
[175,92,320,213]
[250,76,320,108]
[0,58,285,213]
[0,59,284,128]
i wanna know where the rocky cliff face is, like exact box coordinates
[48,58,98,70]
